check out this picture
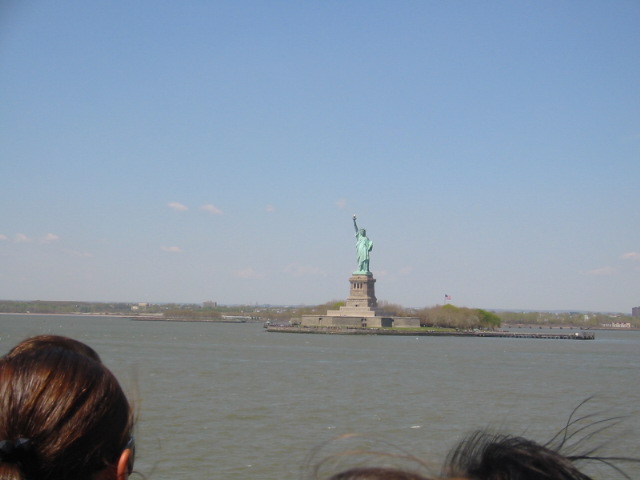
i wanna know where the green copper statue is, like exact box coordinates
[353,215,373,274]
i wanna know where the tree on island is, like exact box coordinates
[416,304,501,330]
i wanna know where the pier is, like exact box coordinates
[265,326,595,339]
[471,330,594,340]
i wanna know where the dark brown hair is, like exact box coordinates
[4,335,101,362]
[0,336,133,480]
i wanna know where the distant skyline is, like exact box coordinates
[1,2,638,313]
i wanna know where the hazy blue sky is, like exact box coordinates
[1,1,638,312]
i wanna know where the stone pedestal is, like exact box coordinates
[326,275,380,317]
[300,273,420,328]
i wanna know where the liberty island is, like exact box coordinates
[267,216,594,338]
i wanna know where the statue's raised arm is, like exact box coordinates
[353,214,359,234]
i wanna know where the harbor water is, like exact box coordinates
[0,315,638,480]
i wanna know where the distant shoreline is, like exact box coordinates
[131,316,252,323]
[0,312,261,324]
[0,312,133,318]
[0,313,637,331]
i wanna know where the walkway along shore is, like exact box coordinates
[265,326,595,339]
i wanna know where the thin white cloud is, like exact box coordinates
[284,263,324,277]
[66,249,95,258]
[168,202,189,212]
[335,198,347,209]
[584,266,616,276]
[201,204,223,215]
[41,233,61,243]
[621,252,640,261]
[161,246,183,253]
[234,267,264,279]
[398,266,414,276]
[265,204,276,213]
[0,234,7,241]
[15,233,32,243]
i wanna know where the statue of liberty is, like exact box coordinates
[352,215,373,274]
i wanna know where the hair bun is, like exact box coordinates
[0,438,34,464]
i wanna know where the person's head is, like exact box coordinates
[442,430,594,480]
[322,428,617,480]
[0,336,134,480]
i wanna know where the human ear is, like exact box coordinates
[116,449,132,480]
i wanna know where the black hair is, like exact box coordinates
[443,430,593,480]
[443,400,639,480]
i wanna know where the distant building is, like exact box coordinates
[203,301,217,308]
[601,321,632,328]
[632,306,640,318]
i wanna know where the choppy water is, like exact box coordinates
[0,315,638,480]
